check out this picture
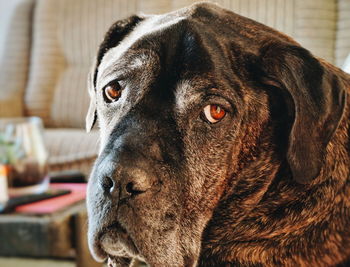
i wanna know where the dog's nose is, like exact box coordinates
[124,178,149,196]
[97,134,162,201]
[101,175,115,193]
[119,168,153,199]
[98,156,155,199]
[101,173,149,198]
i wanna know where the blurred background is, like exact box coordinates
[0,0,349,266]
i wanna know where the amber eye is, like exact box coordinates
[103,82,122,102]
[203,104,226,123]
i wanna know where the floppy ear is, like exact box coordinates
[260,42,347,183]
[86,63,97,132]
[86,15,144,132]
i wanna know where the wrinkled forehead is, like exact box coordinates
[97,14,184,82]
[95,8,254,118]
[96,14,219,89]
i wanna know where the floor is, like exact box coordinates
[0,257,75,267]
[0,257,146,267]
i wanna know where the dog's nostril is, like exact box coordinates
[125,182,144,196]
[102,176,114,193]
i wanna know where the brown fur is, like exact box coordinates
[86,2,350,266]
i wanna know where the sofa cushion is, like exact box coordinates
[25,0,138,127]
[336,0,350,67]
[44,128,99,175]
[0,0,34,117]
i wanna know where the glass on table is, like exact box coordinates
[0,117,49,196]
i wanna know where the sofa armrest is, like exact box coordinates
[0,0,34,118]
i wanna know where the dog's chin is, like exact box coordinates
[107,256,133,267]
[89,221,140,263]
[100,223,139,260]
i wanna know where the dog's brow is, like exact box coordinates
[97,15,186,85]
[98,64,124,84]
[175,80,202,114]
[98,54,149,85]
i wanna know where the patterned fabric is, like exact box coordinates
[0,0,34,117]
[336,0,350,67]
[44,129,99,175]
[25,0,138,127]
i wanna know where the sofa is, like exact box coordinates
[0,0,349,176]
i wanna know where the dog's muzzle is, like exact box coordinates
[86,133,162,261]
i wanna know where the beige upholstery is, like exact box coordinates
[44,129,99,175]
[25,0,138,128]
[336,0,350,67]
[1,0,350,176]
[0,0,34,117]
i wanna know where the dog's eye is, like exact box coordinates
[202,104,226,123]
[103,82,122,102]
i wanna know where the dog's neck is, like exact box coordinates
[198,95,350,267]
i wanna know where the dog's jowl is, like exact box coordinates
[86,3,350,267]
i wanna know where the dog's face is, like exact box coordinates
[86,3,346,266]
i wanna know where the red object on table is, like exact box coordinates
[15,183,87,214]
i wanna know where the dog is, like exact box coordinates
[86,2,350,266]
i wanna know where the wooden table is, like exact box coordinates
[0,201,100,267]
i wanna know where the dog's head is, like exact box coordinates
[86,2,346,266]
